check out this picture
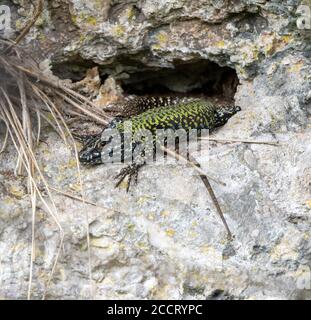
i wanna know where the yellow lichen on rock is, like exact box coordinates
[8,186,25,199]
[215,40,226,48]
[152,31,169,50]
[127,7,136,21]
[288,61,304,73]
[160,210,170,218]
[165,229,176,237]
[113,24,126,37]
[86,16,97,26]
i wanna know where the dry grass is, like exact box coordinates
[0,39,110,299]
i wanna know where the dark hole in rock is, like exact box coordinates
[121,60,239,105]
[51,55,99,82]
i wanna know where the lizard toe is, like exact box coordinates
[114,163,144,191]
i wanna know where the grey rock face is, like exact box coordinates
[0,0,310,299]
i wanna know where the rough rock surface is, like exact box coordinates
[0,0,310,299]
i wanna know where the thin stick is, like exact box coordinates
[160,145,226,187]
[12,0,43,47]
[12,64,110,124]
[31,85,68,144]
[49,186,119,213]
[55,91,109,125]
[33,100,42,145]
[0,119,9,153]
[160,145,231,237]
[200,137,281,146]
[28,179,37,300]
[189,155,232,239]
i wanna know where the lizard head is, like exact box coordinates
[79,147,103,165]
[78,135,105,165]
[214,105,241,128]
[78,122,121,166]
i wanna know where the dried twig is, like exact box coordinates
[8,0,44,49]
[49,186,119,213]
[0,117,9,153]
[160,145,226,186]
[160,145,232,238]
[200,137,281,146]
[189,155,232,239]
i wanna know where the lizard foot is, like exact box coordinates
[114,163,145,192]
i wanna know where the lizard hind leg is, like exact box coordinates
[114,162,146,192]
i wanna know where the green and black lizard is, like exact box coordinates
[78,96,241,191]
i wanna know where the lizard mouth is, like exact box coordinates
[79,149,103,165]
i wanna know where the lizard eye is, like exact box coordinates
[94,140,107,149]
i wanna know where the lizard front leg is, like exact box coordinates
[114,139,150,192]
[114,162,146,192]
